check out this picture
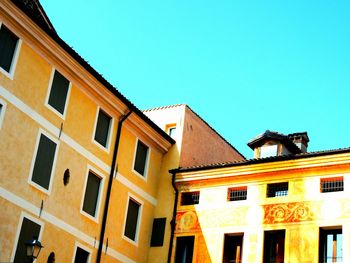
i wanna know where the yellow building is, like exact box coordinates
[0,1,242,263]
[171,130,350,263]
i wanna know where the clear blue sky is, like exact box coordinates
[41,0,350,158]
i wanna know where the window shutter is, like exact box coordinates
[48,70,70,114]
[82,172,101,217]
[31,134,57,190]
[134,141,148,175]
[150,218,166,247]
[14,218,41,262]
[94,110,111,147]
[124,199,140,240]
[0,26,18,72]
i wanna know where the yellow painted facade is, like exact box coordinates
[172,151,350,263]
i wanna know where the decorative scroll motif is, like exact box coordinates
[263,202,313,224]
[175,211,200,233]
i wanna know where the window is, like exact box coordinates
[263,230,285,263]
[319,227,342,263]
[93,108,112,148]
[133,139,149,176]
[228,186,247,201]
[321,177,344,193]
[260,145,278,158]
[150,218,166,247]
[47,69,70,116]
[0,98,6,129]
[267,182,288,197]
[74,246,90,263]
[169,127,177,138]
[82,171,102,218]
[0,24,20,74]
[174,236,195,263]
[181,191,200,206]
[223,233,243,263]
[124,198,142,242]
[13,217,41,263]
[30,132,58,191]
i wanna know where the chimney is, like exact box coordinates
[288,132,309,153]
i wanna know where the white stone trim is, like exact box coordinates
[0,96,7,129]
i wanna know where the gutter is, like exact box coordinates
[96,110,132,263]
[167,170,179,263]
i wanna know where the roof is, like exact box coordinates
[247,130,304,154]
[11,0,175,145]
[144,104,246,160]
[171,147,350,173]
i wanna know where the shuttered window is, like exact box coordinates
[150,218,166,247]
[31,134,57,190]
[0,25,19,73]
[94,109,111,147]
[124,198,141,241]
[133,140,148,176]
[48,70,70,115]
[14,218,41,263]
[74,247,90,263]
[82,171,101,217]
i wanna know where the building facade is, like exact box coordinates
[0,1,243,262]
[171,131,350,263]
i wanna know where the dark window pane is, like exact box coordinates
[228,187,247,201]
[0,25,18,72]
[175,236,194,263]
[94,110,111,147]
[134,140,148,176]
[32,134,57,190]
[74,247,89,263]
[181,191,200,206]
[14,218,41,263]
[321,177,344,193]
[223,233,243,263]
[124,199,140,240]
[82,171,101,217]
[263,230,285,263]
[150,218,166,247]
[48,70,70,114]
[267,183,288,197]
[319,228,342,263]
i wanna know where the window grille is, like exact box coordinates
[267,182,288,197]
[228,187,247,201]
[181,191,200,205]
[321,177,344,193]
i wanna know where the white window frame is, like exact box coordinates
[10,212,44,263]
[0,22,22,80]
[71,242,92,263]
[28,128,60,195]
[0,97,7,129]
[122,193,144,246]
[260,145,278,158]
[132,138,150,181]
[92,106,114,153]
[80,165,105,222]
[44,68,72,119]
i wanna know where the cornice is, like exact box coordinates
[0,1,127,115]
[124,114,173,153]
[175,152,350,183]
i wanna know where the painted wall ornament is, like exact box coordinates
[263,202,313,224]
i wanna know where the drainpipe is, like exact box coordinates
[96,110,132,263]
[167,170,179,263]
